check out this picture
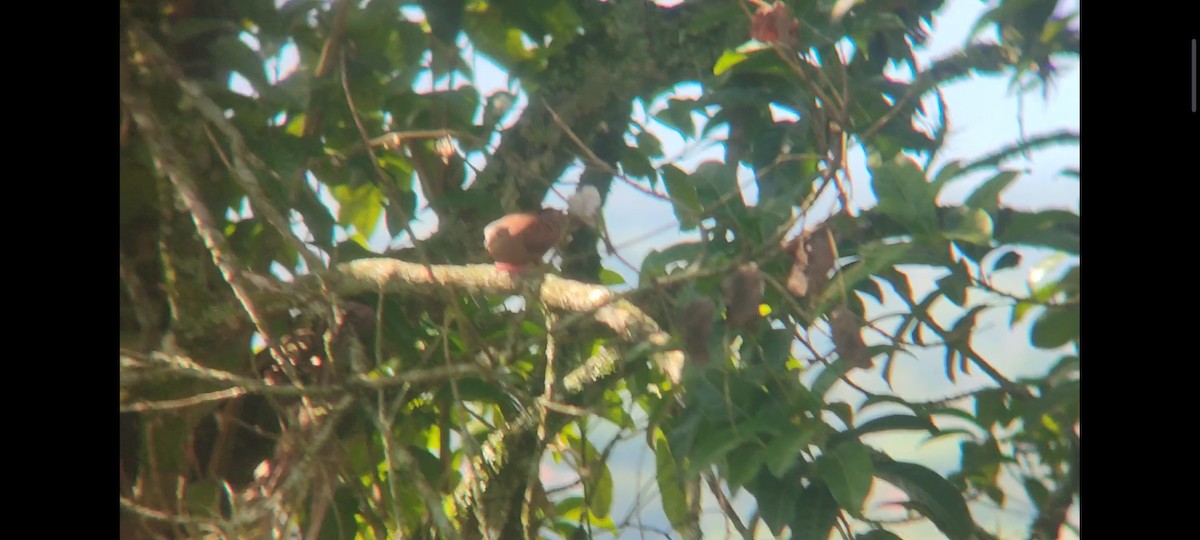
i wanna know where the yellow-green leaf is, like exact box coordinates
[713,50,749,75]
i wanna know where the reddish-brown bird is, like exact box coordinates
[483,208,570,273]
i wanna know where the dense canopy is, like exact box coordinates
[119,1,1079,538]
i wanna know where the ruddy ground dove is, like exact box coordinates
[483,208,570,273]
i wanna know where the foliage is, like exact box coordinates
[119,1,1079,539]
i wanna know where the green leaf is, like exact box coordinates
[760,328,795,370]
[995,209,1079,254]
[931,159,965,191]
[789,481,840,540]
[620,145,655,179]
[858,530,905,540]
[589,458,614,518]
[814,440,874,516]
[816,242,913,316]
[555,496,585,516]
[170,18,240,43]
[316,486,360,540]
[947,305,986,351]
[377,152,415,186]
[983,484,1005,507]
[874,461,976,540]
[857,277,885,304]
[1011,300,1037,326]
[750,471,801,535]
[557,503,617,535]
[764,424,819,477]
[331,183,384,240]
[827,402,855,428]
[713,50,749,75]
[1056,265,1080,296]
[959,437,1003,485]
[1027,253,1068,290]
[811,358,849,398]
[210,35,269,93]
[859,394,919,414]
[943,345,959,383]
[956,130,1079,178]
[964,170,1019,212]
[936,270,969,308]
[871,156,939,236]
[661,165,702,230]
[468,23,533,68]
[941,207,994,246]
[654,431,689,528]
[566,424,614,518]
[599,268,626,285]
[690,161,743,218]
[991,250,1021,271]
[421,0,466,43]
[974,390,1008,429]
[851,415,939,437]
[182,478,224,516]
[656,98,698,138]
[640,241,703,280]
[636,130,664,158]
[686,428,744,474]
[1023,477,1050,507]
[879,267,914,303]
[1045,355,1080,386]
[918,428,977,446]
[1030,306,1079,349]
[724,443,767,489]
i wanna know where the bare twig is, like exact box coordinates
[908,310,1034,400]
[772,46,846,117]
[121,388,248,413]
[120,497,216,528]
[120,349,490,397]
[333,128,471,158]
[861,75,926,140]
[704,472,751,538]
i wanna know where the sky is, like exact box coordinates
[231,1,1080,537]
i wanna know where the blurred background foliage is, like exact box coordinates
[119,0,1078,538]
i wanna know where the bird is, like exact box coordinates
[722,262,764,332]
[483,208,570,273]
[679,297,716,366]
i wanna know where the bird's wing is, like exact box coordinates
[522,212,567,255]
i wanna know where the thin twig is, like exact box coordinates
[120,497,215,527]
[772,46,845,115]
[121,388,248,413]
[340,49,430,260]
[120,349,489,396]
[334,128,472,158]
[908,309,1034,400]
[861,73,927,140]
[704,472,750,539]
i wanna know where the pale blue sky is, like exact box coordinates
[230,1,1079,537]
